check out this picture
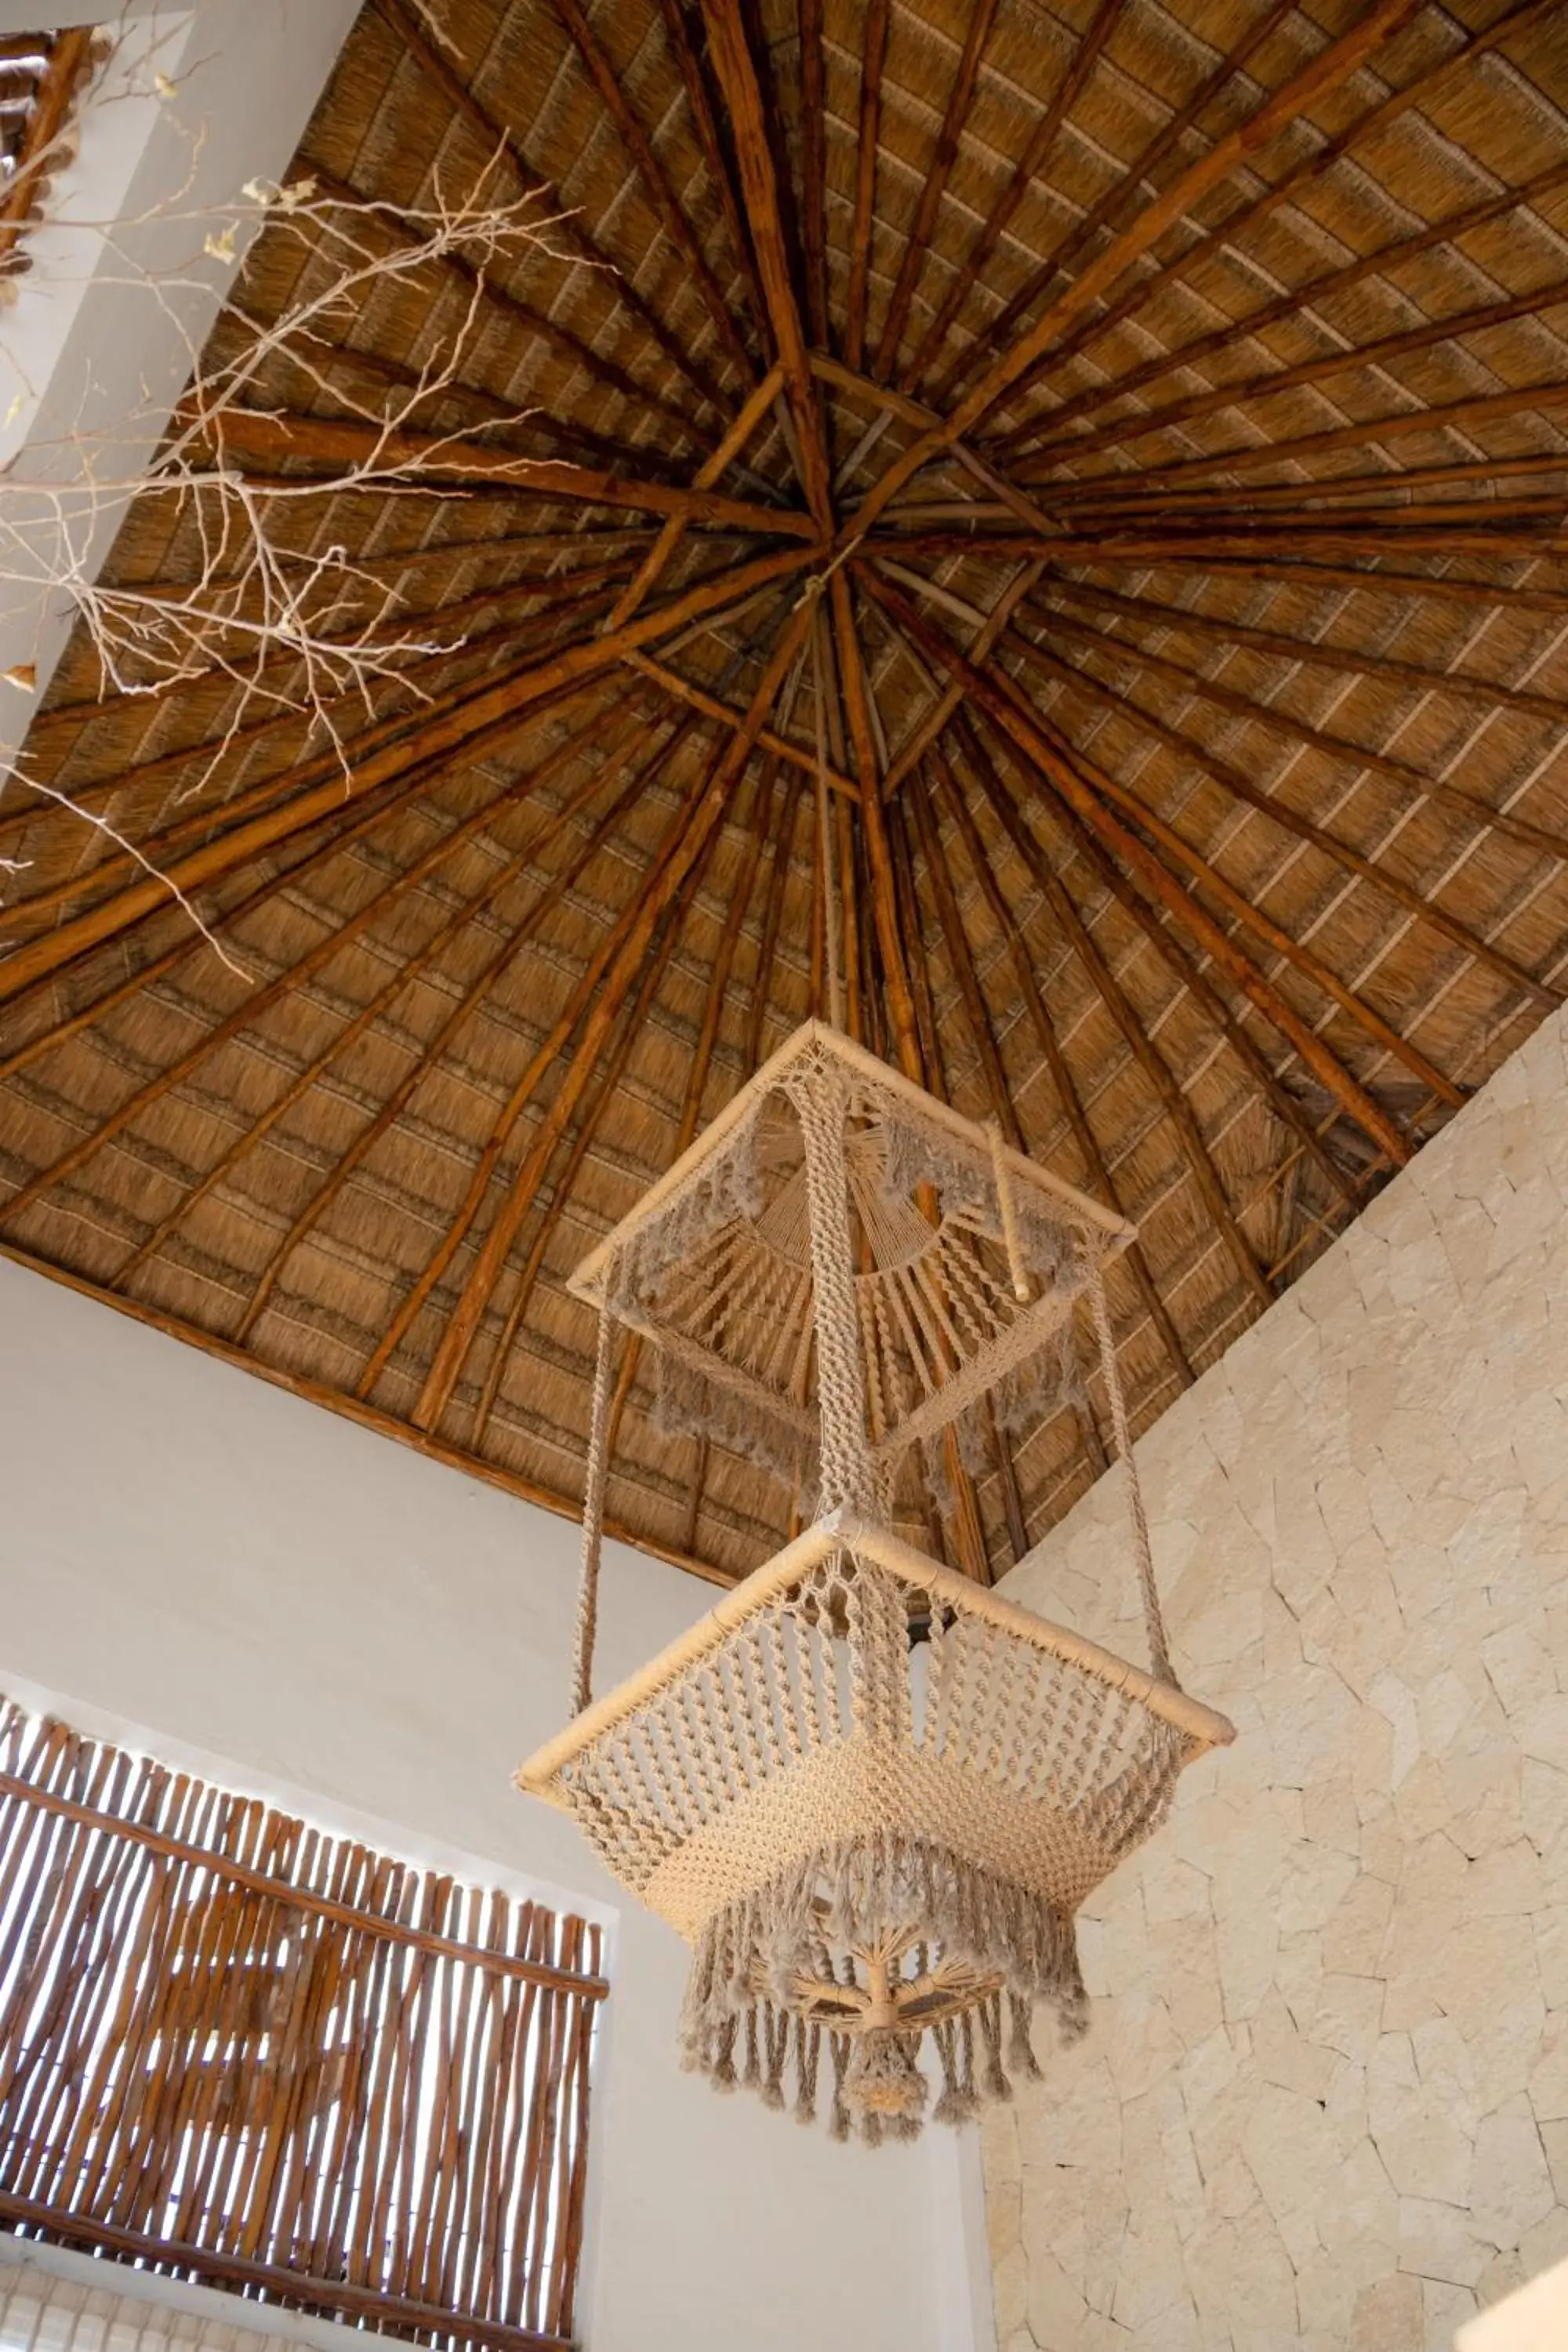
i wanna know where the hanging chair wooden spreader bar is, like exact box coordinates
[521,1022,1233,2143]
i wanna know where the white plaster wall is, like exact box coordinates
[0,1255,953,2352]
[983,1005,1568,2350]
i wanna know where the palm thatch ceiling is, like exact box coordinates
[2,0,1567,1585]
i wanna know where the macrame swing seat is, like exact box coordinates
[519,1024,1234,2143]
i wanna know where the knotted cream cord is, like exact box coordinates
[572,1271,619,1716]
[986,1118,1031,1304]
[1086,1251,1176,1690]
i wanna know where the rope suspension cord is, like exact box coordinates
[1085,1251,1176,1690]
[987,1118,1032,1304]
[572,1252,619,1715]
[812,611,844,1033]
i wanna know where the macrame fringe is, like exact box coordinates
[677,1831,1076,2141]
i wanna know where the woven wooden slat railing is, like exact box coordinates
[0,29,96,274]
[0,1700,604,2352]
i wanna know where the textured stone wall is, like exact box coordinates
[985,1006,1568,2350]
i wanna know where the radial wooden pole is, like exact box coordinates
[898,0,1126,398]
[918,750,1273,1313]
[1015,616,1562,1011]
[934,0,1301,411]
[999,151,1568,457]
[861,565,1416,1167]
[0,546,816,1008]
[928,737,1195,1387]
[828,572,924,1080]
[0,699,644,1239]
[699,0,833,525]
[835,0,1427,545]
[990,0,1563,442]
[1018,595,1568,873]
[942,713,1353,1218]
[230,717,702,1348]
[190,406,813,537]
[606,364,786,630]
[871,0,999,383]
[844,0,890,373]
[548,0,757,384]
[372,0,732,425]
[408,600,817,1428]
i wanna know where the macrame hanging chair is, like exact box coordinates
[519,1023,1234,2143]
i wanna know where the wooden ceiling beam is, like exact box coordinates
[624,652,858,799]
[981,628,1472,1110]
[0,773,431,1089]
[1021,272,1568,477]
[114,716,655,1290]
[189,405,813,537]
[547,0,758,384]
[861,564,1417,1165]
[797,0,830,347]
[928,735,1194,1385]
[372,0,733,426]
[1007,154,1568,459]
[468,760,750,1454]
[844,0,890,374]
[1044,572,1568,736]
[830,0,1432,546]
[606,362,786,630]
[942,711,1355,1219]
[1025,381,1568,501]
[1016,626,1563,1012]
[898,0,1126,400]
[653,0,772,349]
[407,597,816,1430]
[0,546,816,1007]
[828,570,923,1080]
[604,757,808,1468]
[302,163,706,449]
[699,0,833,525]
[1063,554,1568,620]
[887,786,1031,1566]
[870,0,999,385]
[927,739,1273,1314]
[0,588,632,938]
[0,691,636,1239]
[235,713,702,1352]
[935,0,1301,412]
[1017,596,1568,872]
[260,307,692,485]
[882,560,1044,794]
[994,0,1566,441]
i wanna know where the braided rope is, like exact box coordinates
[1086,1252,1176,1689]
[986,1118,1032,1304]
[572,1276,619,1717]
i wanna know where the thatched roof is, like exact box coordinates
[3,0,1567,1585]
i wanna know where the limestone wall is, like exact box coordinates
[985,1005,1568,2350]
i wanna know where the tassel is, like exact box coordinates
[742,2005,760,2094]
[1008,1992,1043,2082]
[978,1992,1011,2104]
[710,2016,738,2093]
[843,2027,929,2122]
[763,2005,789,2110]
[828,2033,851,2143]
[793,2020,821,2127]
